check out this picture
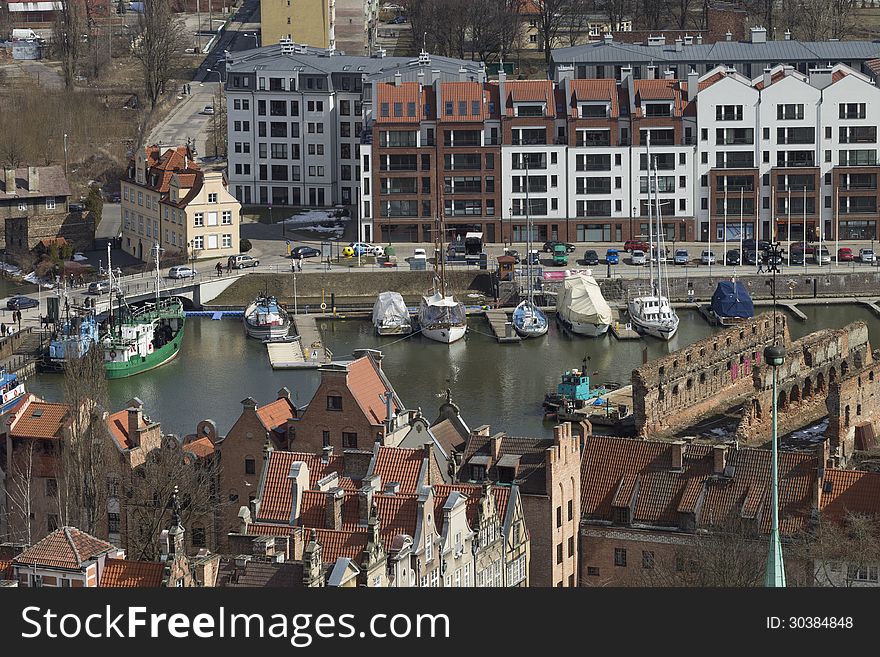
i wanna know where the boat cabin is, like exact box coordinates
[557,369,594,402]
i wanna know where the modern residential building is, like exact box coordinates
[224,43,484,221]
[0,165,94,259]
[551,28,880,81]
[122,144,241,262]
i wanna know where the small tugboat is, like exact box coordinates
[244,293,291,340]
[0,370,26,415]
[542,358,611,417]
[372,291,412,336]
[708,279,754,326]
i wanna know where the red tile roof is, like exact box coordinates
[504,80,555,117]
[184,436,215,459]
[141,145,200,194]
[633,80,686,117]
[315,529,368,562]
[106,408,148,451]
[256,398,296,432]
[13,527,117,570]
[432,483,510,533]
[866,58,880,77]
[346,356,398,425]
[831,70,847,84]
[258,451,357,523]
[371,446,424,494]
[754,70,785,90]
[8,396,70,440]
[569,79,619,117]
[820,469,880,521]
[698,70,726,91]
[99,558,165,587]
[375,82,429,123]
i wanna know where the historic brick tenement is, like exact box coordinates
[632,313,787,438]
[826,359,880,464]
[738,322,873,447]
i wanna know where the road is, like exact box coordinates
[147,0,260,158]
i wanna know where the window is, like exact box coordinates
[425,533,433,561]
[327,395,343,411]
[194,212,204,227]
[192,525,206,547]
[46,197,56,210]
[342,431,358,448]
[568,536,574,557]
[556,506,562,527]
[568,499,573,520]
[208,193,218,203]
[107,476,120,497]
[244,457,256,475]
[222,234,232,248]
[556,544,563,564]
[108,513,120,533]
[642,550,655,569]
[46,478,57,497]
[614,548,627,567]
[839,103,866,120]
[470,464,486,481]
[587,566,600,577]
[776,103,804,120]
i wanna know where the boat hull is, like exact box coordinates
[105,321,185,379]
[376,324,413,336]
[513,301,549,338]
[245,320,291,340]
[557,314,610,337]
[421,324,467,344]
[628,311,679,341]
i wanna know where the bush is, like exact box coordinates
[85,184,104,224]
[240,238,252,252]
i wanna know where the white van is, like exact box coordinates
[412,248,427,260]
[12,28,40,41]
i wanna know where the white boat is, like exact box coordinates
[244,294,291,340]
[556,272,612,337]
[418,291,467,343]
[373,291,412,336]
[512,156,548,338]
[627,135,679,341]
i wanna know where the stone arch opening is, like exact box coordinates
[829,367,837,385]
[845,404,850,428]
[752,398,762,419]
[842,360,850,377]
[817,371,826,392]
[790,384,801,404]
[855,352,863,369]
[804,377,813,398]
[778,390,787,410]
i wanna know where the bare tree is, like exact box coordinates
[124,434,218,560]
[788,513,880,586]
[530,0,568,64]
[58,347,110,535]
[780,0,858,40]
[561,0,597,47]
[5,439,37,544]
[132,0,187,110]
[54,0,85,90]
[595,0,632,32]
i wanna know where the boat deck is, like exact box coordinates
[555,385,635,429]
[484,309,522,343]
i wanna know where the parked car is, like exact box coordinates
[742,248,759,266]
[788,249,805,266]
[543,240,575,253]
[860,248,875,263]
[7,295,39,310]
[605,248,620,265]
[202,105,215,115]
[291,246,321,259]
[88,280,112,294]
[389,15,407,23]
[227,254,259,269]
[815,246,831,264]
[623,239,650,253]
[168,265,197,279]
[630,249,646,265]
[725,249,741,266]
[68,202,84,212]
[701,250,716,265]
[552,243,569,266]
[674,249,690,265]
[582,249,599,266]
[412,248,427,261]
[837,247,854,262]
[651,246,669,262]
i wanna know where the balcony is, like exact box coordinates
[511,136,547,146]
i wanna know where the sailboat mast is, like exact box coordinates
[646,133,654,295]
[107,241,113,331]
[654,161,663,302]
[155,242,161,306]
[525,156,532,303]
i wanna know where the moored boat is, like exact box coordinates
[372,291,412,336]
[709,279,754,325]
[542,360,609,417]
[44,306,99,371]
[556,272,612,337]
[0,370,26,415]
[418,291,467,344]
[244,294,291,340]
[512,300,548,338]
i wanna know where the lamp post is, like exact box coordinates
[242,32,259,48]
[764,240,786,588]
[201,68,224,157]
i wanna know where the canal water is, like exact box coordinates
[26,304,880,439]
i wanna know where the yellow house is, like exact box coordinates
[261,0,334,48]
[162,170,241,262]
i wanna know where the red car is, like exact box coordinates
[838,247,854,262]
[624,240,649,252]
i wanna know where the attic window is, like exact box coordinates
[823,480,833,493]
[613,507,630,524]
[31,408,43,417]
[471,464,486,481]
[497,466,515,484]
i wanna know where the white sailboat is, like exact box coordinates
[418,216,467,344]
[513,157,548,338]
[627,134,680,341]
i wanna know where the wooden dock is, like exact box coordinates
[484,309,522,343]
[609,320,641,340]
[266,315,333,369]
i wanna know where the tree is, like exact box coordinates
[85,184,104,225]
[560,0,597,47]
[124,435,218,560]
[132,0,187,110]
[789,513,880,586]
[58,347,111,536]
[5,438,37,545]
[780,0,858,40]
[531,0,569,64]
[54,0,85,90]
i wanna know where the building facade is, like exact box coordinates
[261,0,336,50]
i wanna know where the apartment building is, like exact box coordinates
[551,27,880,81]
[261,0,336,50]
[224,43,484,217]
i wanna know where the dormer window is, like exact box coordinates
[516,104,543,117]
[613,506,630,524]
[471,464,486,481]
[580,103,607,118]
[644,102,672,117]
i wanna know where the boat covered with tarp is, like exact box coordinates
[372,291,412,335]
[710,280,754,325]
[556,272,613,337]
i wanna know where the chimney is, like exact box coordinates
[288,461,310,525]
[423,440,433,462]
[621,66,634,114]
[647,35,665,47]
[27,166,39,192]
[127,405,143,448]
[763,67,772,89]
[674,37,683,52]
[376,46,386,58]
[384,390,395,428]
[277,387,291,401]
[556,64,574,84]
[3,168,15,193]
[671,441,684,471]
[321,444,333,464]
[383,482,400,494]
[725,30,732,41]
[809,67,833,90]
[241,396,258,412]
[646,64,657,79]
[497,68,506,120]
[458,66,467,82]
[688,68,698,101]
[750,26,767,44]
[490,432,504,460]
[324,487,344,530]
[603,33,613,44]
[783,64,794,77]
[357,483,374,525]
[784,29,792,40]
[663,69,674,80]
[684,35,693,46]
[393,71,402,87]
[713,445,728,474]
[434,71,443,121]
[695,34,703,45]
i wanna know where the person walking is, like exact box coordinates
[757,257,765,274]
[216,262,223,277]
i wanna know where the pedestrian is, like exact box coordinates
[757,258,765,274]
[225,261,231,273]
[216,262,223,277]
[297,256,303,272]
[15,310,21,330]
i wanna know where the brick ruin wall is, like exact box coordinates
[633,312,787,438]
[737,321,873,447]
[826,361,880,465]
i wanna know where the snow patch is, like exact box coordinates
[281,208,352,225]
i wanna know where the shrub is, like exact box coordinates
[240,238,252,252]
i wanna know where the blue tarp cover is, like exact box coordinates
[711,280,754,319]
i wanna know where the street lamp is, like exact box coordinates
[243,32,259,48]
[201,68,224,158]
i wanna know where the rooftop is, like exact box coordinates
[99,558,165,587]
[7,395,70,440]
[0,165,71,200]
[13,527,118,570]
